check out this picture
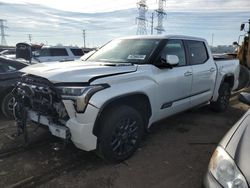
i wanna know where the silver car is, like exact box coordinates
[204,92,250,188]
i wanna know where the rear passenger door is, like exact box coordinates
[185,40,216,107]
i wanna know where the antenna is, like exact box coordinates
[136,0,148,35]
[155,0,167,34]
[0,19,8,46]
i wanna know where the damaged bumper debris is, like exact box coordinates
[13,74,71,142]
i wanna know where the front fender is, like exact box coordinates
[89,78,158,124]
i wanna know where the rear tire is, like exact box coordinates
[97,105,144,163]
[211,83,231,112]
[1,92,15,119]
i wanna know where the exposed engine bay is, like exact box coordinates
[13,74,70,143]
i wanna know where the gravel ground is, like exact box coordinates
[0,99,248,188]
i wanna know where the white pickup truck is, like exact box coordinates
[14,35,240,162]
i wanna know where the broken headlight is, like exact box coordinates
[56,84,109,113]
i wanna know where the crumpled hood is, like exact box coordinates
[20,61,137,83]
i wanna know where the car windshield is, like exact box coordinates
[87,39,160,64]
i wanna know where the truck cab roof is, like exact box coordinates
[119,35,206,42]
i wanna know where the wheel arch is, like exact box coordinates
[93,92,152,137]
[221,73,234,89]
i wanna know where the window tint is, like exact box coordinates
[160,39,186,66]
[51,48,68,56]
[70,49,84,56]
[187,41,208,65]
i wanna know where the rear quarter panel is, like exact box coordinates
[211,59,240,101]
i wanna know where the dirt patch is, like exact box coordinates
[0,101,248,188]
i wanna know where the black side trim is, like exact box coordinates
[54,82,89,87]
[88,70,137,83]
[161,89,210,109]
[161,102,173,109]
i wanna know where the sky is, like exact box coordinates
[1,0,249,13]
[0,0,249,47]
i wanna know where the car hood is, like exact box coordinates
[20,61,137,83]
[224,111,250,185]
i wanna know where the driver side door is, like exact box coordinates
[153,39,193,120]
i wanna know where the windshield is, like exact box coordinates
[87,39,160,64]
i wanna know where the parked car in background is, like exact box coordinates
[0,49,16,56]
[14,35,240,162]
[0,49,16,59]
[33,46,84,62]
[204,92,250,188]
[0,56,28,118]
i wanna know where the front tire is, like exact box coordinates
[97,106,144,163]
[211,83,231,112]
[1,92,15,119]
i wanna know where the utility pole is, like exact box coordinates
[0,19,8,46]
[28,34,32,43]
[155,0,167,35]
[211,33,214,47]
[82,30,86,48]
[136,0,148,35]
[150,12,154,35]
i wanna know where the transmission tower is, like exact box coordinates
[136,0,148,35]
[155,0,167,34]
[0,19,8,46]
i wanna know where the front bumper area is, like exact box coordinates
[204,172,222,188]
[14,74,98,151]
[27,99,99,151]
[28,110,70,140]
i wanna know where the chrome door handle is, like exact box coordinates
[184,71,193,76]
[210,68,216,72]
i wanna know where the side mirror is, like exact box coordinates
[166,55,179,66]
[239,92,250,106]
[233,41,240,46]
[240,23,245,31]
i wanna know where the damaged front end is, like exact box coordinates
[13,74,71,143]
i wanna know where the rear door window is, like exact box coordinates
[186,41,208,65]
